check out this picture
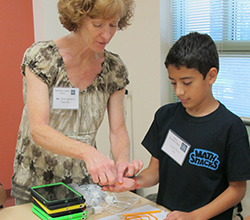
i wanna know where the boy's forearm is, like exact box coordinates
[136,170,159,188]
[136,157,159,188]
[191,181,246,220]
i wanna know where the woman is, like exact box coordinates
[12,0,142,205]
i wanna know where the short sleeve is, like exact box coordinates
[20,41,64,87]
[141,110,163,160]
[102,51,130,94]
[226,118,250,181]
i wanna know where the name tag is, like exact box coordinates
[52,87,79,109]
[161,129,191,166]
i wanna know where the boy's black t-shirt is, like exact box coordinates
[142,102,250,219]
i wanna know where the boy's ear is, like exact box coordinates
[207,67,218,85]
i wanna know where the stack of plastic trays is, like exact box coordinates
[30,182,87,220]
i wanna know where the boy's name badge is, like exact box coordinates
[161,129,191,166]
[52,87,79,109]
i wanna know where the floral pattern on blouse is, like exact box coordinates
[11,41,129,201]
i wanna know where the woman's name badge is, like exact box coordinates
[52,87,79,109]
[161,129,191,166]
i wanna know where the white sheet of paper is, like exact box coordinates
[52,87,79,109]
[161,129,191,166]
[98,204,168,220]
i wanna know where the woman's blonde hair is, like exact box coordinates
[58,0,135,32]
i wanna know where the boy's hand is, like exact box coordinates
[164,210,197,220]
[101,177,136,192]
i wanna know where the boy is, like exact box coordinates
[102,32,250,219]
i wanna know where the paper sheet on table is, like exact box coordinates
[98,204,169,220]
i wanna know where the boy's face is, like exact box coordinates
[168,65,216,116]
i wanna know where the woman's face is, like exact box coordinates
[78,16,120,53]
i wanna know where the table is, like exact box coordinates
[0,192,169,220]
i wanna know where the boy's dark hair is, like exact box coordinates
[164,32,219,79]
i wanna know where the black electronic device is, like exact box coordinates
[30,182,84,209]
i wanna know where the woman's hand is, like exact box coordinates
[84,147,143,187]
[116,159,143,183]
[83,146,118,186]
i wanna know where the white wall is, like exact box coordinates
[103,0,172,197]
[101,0,168,197]
[32,0,171,197]
[95,0,171,197]
[32,0,69,41]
